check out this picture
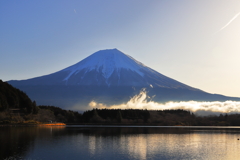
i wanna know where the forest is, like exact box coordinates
[79,108,240,126]
[1,79,240,126]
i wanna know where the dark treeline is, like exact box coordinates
[82,108,151,123]
[80,109,240,126]
[81,109,193,125]
[38,105,82,123]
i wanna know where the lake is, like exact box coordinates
[1,126,240,160]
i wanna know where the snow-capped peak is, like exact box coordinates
[62,49,146,80]
[8,48,198,90]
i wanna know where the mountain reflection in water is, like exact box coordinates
[1,126,240,160]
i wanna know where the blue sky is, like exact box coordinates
[1,0,240,97]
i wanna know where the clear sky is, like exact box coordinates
[1,0,240,97]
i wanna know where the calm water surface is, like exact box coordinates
[1,126,240,160]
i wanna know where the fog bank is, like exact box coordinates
[88,89,240,116]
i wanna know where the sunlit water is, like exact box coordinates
[1,126,240,160]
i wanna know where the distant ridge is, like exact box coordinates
[8,49,240,110]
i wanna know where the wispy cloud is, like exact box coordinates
[88,89,240,116]
[216,12,240,33]
[74,9,77,14]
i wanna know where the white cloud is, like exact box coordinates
[88,89,240,116]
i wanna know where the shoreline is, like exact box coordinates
[1,122,240,128]
[0,122,66,127]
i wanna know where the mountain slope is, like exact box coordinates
[9,49,197,90]
[7,49,240,110]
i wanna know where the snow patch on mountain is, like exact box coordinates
[62,49,146,81]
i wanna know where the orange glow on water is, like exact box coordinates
[39,123,66,126]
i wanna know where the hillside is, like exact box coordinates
[0,79,36,113]
[0,80,81,124]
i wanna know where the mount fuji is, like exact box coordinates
[8,49,240,110]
